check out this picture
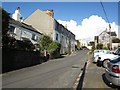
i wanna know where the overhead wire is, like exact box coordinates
[100,0,110,24]
[100,0,112,50]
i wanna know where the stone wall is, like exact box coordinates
[2,48,45,73]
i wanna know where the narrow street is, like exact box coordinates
[3,50,120,89]
[2,50,88,88]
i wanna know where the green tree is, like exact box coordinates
[88,41,94,46]
[2,7,10,35]
[2,8,12,48]
[47,41,61,53]
[96,43,103,49]
[103,47,109,50]
[47,41,61,59]
[76,40,80,49]
[38,35,61,58]
[2,8,34,51]
[38,35,52,51]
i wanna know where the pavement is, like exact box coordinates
[82,59,118,89]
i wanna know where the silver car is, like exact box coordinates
[105,56,120,86]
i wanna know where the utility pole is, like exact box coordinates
[109,24,112,50]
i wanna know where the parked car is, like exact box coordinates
[97,47,120,68]
[105,56,120,86]
[93,49,110,63]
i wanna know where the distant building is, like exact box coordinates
[24,9,75,54]
[94,30,117,49]
[94,36,99,48]
[77,39,88,48]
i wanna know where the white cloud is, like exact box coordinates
[57,15,118,41]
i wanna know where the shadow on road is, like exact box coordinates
[76,62,87,90]
[102,73,120,90]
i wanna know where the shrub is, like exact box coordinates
[96,43,103,49]
[103,47,109,50]
[47,42,61,53]
[38,35,52,51]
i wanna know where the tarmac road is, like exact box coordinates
[2,50,88,88]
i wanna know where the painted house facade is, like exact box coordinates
[24,9,75,54]
[9,19,42,45]
[8,7,42,45]
[94,30,117,48]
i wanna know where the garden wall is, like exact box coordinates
[2,48,45,73]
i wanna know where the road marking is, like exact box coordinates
[73,62,87,89]
[73,71,82,88]
[73,60,90,89]
[86,59,91,68]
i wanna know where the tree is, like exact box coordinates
[47,41,61,58]
[89,41,94,46]
[2,8,12,48]
[2,7,10,35]
[2,8,34,51]
[38,35,61,58]
[38,35,52,51]
[76,40,80,49]
[96,43,103,49]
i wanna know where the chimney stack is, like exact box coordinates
[16,7,20,10]
[64,24,67,29]
[44,10,54,18]
[12,7,22,22]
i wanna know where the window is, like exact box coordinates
[32,34,38,41]
[56,33,58,41]
[102,36,105,40]
[9,26,15,32]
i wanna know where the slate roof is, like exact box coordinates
[9,18,42,35]
[107,32,117,36]
[98,30,117,37]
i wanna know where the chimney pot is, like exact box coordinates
[16,7,20,10]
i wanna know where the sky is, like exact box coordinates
[2,2,119,41]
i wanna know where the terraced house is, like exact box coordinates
[24,9,75,54]
[9,7,42,45]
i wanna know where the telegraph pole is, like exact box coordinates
[109,24,112,50]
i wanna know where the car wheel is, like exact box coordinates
[102,59,110,68]
[97,60,102,67]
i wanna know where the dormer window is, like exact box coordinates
[32,34,38,41]
[9,25,15,32]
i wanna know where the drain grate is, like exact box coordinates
[72,65,80,68]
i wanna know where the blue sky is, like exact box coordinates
[2,2,119,40]
[2,2,118,25]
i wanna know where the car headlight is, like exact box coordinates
[96,55,99,57]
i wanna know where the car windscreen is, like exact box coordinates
[110,57,120,63]
[114,48,120,55]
